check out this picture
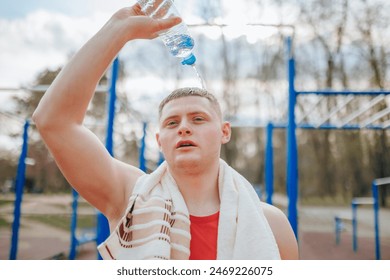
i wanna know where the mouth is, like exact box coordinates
[176,140,197,149]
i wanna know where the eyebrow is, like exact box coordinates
[161,111,211,123]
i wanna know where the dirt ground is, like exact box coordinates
[1,193,389,260]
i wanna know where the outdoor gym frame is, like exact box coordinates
[284,37,389,238]
[264,37,389,259]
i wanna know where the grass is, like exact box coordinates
[300,195,350,207]
[0,200,13,207]
[28,214,96,232]
[0,194,96,231]
[0,217,11,228]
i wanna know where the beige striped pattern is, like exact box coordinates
[98,160,281,260]
[98,162,191,260]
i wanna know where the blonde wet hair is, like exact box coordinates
[158,87,222,120]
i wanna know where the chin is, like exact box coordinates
[172,156,204,171]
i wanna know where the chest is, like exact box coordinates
[189,212,219,260]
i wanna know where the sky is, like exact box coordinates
[0,0,127,19]
[0,0,289,88]
[0,0,294,140]
[0,0,131,88]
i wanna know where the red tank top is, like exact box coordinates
[189,212,219,260]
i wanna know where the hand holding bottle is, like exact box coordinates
[136,0,197,65]
[107,4,182,42]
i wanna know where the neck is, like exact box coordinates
[168,160,220,216]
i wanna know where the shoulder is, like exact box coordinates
[107,161,145,226]
[260,202,299,260]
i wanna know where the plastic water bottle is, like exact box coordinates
[137,0,196,65]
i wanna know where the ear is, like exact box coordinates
[156,132,162,151]
[221,121,231,144]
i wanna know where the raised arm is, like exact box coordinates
[32,5,181,226]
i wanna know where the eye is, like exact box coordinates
[166,120,178,127]
[193,116,205,122]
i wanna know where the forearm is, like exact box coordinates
[33,6,181,131]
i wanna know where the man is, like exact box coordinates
[33,4,298,260]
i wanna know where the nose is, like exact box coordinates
[178,122,192,136]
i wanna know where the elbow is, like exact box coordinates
[33,103,77,136]
[32,107,45,131]
[32,105,54,133]
[32,108,41,129]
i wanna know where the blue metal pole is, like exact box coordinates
[96,57,120,259]
[9,120,30,260]
[69,189,79,260]
[158,152,165,166]
[335,216,341,245]
[372,181,380,260]
[265,123,274,205]
[286,37,299,239]
[139,122,147,172]
[352,201,358,252]
[105,57,119,155]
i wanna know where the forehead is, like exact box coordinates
[160,96,218,119]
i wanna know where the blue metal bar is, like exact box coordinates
[105,57,119,156]
[297,90,390,96]
[265,123,274,205]
[96,57,120,259]
[269,123,388,130]
[296,123,387,130]
[372,181,380,260]
[286,37,299,239]
[335,216,341,245]
[9,120,30,260]
[69,189,79,260]
[139,122,147,172]
[352,201,358,252]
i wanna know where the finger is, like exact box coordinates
[131,3,144,15]
[155,16,182,32]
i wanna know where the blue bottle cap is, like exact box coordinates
[181,53,196,65]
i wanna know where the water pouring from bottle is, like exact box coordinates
[137,0,206,89]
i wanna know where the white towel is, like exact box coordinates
[97,159,280,260]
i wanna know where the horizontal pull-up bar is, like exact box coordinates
[260,122,388,130]
[297,90,390,96]
[188,22,295,30]
[0,85,108,93]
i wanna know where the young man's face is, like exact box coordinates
[156,96,231,171]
